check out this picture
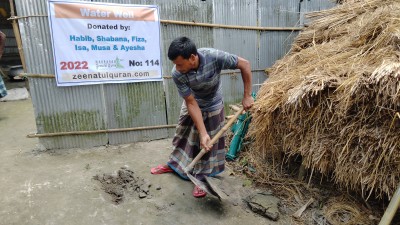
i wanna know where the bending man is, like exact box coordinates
[151,36,253,198]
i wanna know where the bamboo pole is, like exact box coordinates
[161,19,303,31]
[378,183,400,225]
[225,115,235,120]
[292,198,315,218]
[24,69,268,79]
[21,73,55,78]
[8,14,303,32]
[220,69,267,75]
[9,0,26,72]
[27,124,177,138]
[229,104,241,112]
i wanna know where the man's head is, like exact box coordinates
[168,37,198,74]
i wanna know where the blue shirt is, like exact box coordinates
[172,48,238,111]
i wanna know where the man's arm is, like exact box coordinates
[184,94,212,152]
[236,56,254,110]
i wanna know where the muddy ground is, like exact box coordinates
[0,80,293,225]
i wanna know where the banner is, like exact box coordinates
[48,0,162,86]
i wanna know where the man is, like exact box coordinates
[151,37,253,198]
[0,31,7,98]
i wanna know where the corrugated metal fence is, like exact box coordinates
[14,0,335,149]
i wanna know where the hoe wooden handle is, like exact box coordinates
[185,107,244,173]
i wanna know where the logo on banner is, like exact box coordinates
[95,57,124,69]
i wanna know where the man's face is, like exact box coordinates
[172,54,196,74]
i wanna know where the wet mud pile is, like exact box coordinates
[93,167,151,204]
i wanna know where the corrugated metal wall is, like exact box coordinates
[259,0,300,69]
[14,0,336,149]
[300,0,336,26]
[213,0,260,111]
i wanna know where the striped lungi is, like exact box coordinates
[167,103,225,180]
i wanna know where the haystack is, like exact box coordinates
[250,0,400,200]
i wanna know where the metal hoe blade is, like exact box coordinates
[186,173,221,200]
[204,176,225,200]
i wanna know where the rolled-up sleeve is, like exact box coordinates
[172,70,191,98]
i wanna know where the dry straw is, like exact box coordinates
[250,0,400,200]
[323,196,372,225]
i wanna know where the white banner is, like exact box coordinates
[47,0,162,86]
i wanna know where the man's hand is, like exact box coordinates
[184,94,213,152]
[200,133,212,152]
[242,95,254,111]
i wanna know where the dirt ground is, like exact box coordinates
[0,80,291,225]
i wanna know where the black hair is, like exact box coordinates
[167,36,198,61]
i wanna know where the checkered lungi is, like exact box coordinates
[167,104,225,180]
